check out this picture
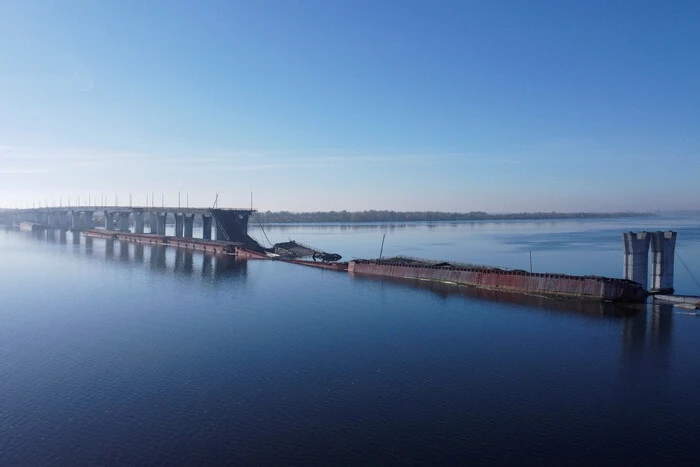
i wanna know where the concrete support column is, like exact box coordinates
[157,213,167,235]
[202,215,212,240]
[57,212,69,229]
[104,212,115,230]
[83,211,94,229]
[174,213,184,238]
[71,211,82,230]
[623,232,650,290]
[650,231,677,294]
[118,212,131,232]
[184,214,195,238]
[148,212,156,234]
[133,212,145,234]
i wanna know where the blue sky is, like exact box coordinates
[1,0,698,212]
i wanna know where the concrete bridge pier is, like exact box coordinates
[156,213,167,235]
[71,211,82,230]
[117,212,131,232]
[623,232,650,290]
[184,214,195,238]
[49,211,68,229]
[148,212,157,234]
[174,213,184,238]
[104,212,115,230]
[202,215,212,240]
[651,231,677,294]
[83,211,94,229]
[133,212,145,234]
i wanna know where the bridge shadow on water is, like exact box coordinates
[29,228,248,283]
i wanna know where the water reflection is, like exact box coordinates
[134,244,144,262]
[21,230,247,283]
[352,273,680,378]
[352,273,638,318]
[119,240,130,262]
[621,303,675,377]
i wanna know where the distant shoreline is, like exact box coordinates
[251,210,654,224]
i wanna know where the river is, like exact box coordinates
[2,216,700,464]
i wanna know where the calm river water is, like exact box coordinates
[2,216,700,465]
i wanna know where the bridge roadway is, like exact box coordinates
[1,206,256,244]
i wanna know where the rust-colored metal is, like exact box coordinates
[277,258,349,271]
[348,258,647,302]
[83,229,239,255]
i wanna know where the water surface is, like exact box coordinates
[2,216,700,464]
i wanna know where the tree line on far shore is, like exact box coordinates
[251,210,652,224]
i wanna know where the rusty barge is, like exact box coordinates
[79,226,656,304]
[82,229,269,258]
[347,257,647,302]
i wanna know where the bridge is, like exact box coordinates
[0,206,257,244]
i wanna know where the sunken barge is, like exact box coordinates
[347,257,647,303]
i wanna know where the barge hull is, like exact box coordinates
[348,260,646,302]
[83,229,259,256]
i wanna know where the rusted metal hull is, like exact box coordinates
[83,229,239,255]
[348,259,647,302]
[277,258,349,271]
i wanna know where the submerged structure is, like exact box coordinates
[5,206,684,305]
[348,257,647,302]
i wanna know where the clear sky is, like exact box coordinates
[1,0,698,212]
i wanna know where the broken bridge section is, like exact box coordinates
[210,208,257,245]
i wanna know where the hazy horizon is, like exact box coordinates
[1,1,698,212]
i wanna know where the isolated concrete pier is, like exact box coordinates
[650,231,677,294]
[623,232,651,290]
